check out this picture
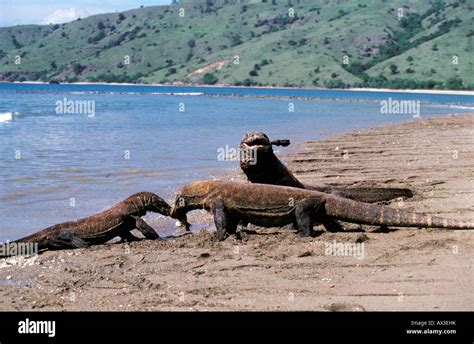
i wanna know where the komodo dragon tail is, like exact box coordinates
[325,196,474,229]
[308,185,414,204]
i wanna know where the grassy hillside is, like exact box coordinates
[0,0,472,89]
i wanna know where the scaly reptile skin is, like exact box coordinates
[239,132,413,203]
[1,192,171,255]
[170,180,473,240]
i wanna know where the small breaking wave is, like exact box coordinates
[448,105,474,110]
[0,112,20,123]
[150,92,204,96]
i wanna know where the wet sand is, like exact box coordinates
[0,113,472,311]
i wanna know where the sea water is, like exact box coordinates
[0,83,473,240]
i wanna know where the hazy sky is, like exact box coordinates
[0,0,172,27]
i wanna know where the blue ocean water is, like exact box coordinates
[0,83,473,241]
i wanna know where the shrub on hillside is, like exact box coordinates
[202,73,218,85]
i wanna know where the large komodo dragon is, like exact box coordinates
[1,192,171,256]
[239,131,413,203]
[170,180,473,241]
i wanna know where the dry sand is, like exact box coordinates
[0,114,472,311]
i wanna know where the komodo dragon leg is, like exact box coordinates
[321,190,348,232]
[294,197,326,237]
[211,201,238,241]
[44,231,90,250]
[321,217,345,233]
[130,216,160,240]
[119,231,143,243]
[294,197,352,235]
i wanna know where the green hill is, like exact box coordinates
[0,0,472,89]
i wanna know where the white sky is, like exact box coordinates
[0,0,172,27]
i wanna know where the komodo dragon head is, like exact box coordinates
[170,180,216,229]
[239,132,290,168]
[125,192,172,216]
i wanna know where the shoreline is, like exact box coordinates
[0,113,472,311]
[4,81,474,96]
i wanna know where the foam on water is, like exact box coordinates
[0,112,19,123]
[448,105,474,110]
[151,92,204,96]
[0,83,473,241]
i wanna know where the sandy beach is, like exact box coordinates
[0,113,472,311]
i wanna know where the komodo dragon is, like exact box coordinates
[1,192,171,255]
[170,180,473,241]
[239,131,413,203]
